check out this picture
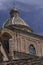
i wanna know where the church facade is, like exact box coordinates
[0,8,43,65]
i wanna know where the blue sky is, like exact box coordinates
[0,0,43,35]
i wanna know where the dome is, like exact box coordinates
[2,8,33,33]
[3,17,29,28]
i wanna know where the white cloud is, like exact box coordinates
[16,0,43,4]
[16,0,43,8]
[0,0,43,10]
[0,0,14,10]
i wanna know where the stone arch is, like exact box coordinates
[1,28,14,39]
[2,32,12,39]
[1,28,14,53]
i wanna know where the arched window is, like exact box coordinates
[29,44,36,55]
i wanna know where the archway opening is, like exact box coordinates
[1,32,12,53]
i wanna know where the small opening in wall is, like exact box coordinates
[29,44,36,55]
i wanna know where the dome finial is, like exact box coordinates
[10,7,19,18]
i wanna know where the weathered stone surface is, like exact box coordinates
[0,8,43,65]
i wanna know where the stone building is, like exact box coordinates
[0,8,43,65]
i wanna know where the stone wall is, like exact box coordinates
[12,29,43,57]
[1,28,43,60]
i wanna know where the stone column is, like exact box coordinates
[9,39,14,60]
[0,42,3,65]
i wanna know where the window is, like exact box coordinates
[29,44,36,55]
